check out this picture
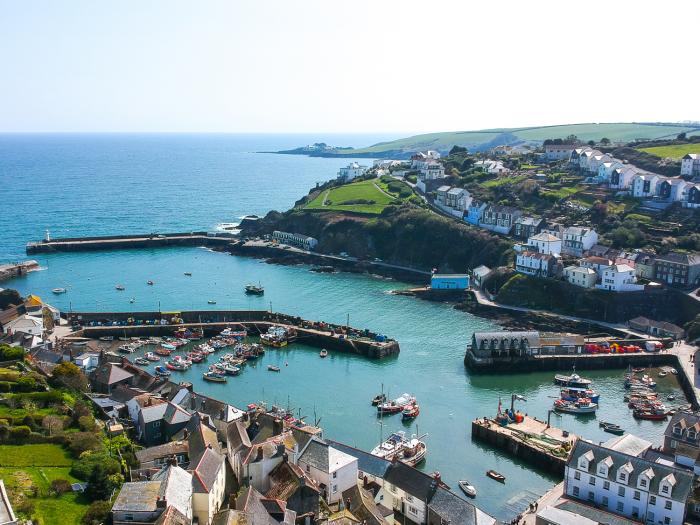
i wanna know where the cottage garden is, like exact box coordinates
[0,347,135,525]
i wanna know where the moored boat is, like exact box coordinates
[52,288,67,294]
[134,357,150,366]
[115,284,125,291]
[147,280,154,285]
[458,480,477,498]
[377,393,416,414]
[371,393,387,406]
[267,365,281,372]
[560,387,599,404]
[370,431,427,466]
[145,352,160,362]
[486,470,505,483]
[319,349,328,358]
[554,372,591,388]
[553,398,597,414]
[402,404,420,420]
[154,366,171,377]
[245,283,264,295]
[203,371,227,383]
[599,421,624,435]
[99,336,114,341]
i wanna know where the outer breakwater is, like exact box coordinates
[65,309,400,359]
[0,260,39,281]
[26,232,236,254]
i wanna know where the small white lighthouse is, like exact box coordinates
[44,229,51,242]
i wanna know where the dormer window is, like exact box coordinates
[640,478,647,488]
[688,430,697,440]
[673,425,683,436]
[661,484,669,495]
[579,450,594,471]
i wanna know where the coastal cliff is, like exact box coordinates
[240,205,514,273]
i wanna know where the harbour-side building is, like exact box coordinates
[272,231,318,251]
[480,204,522,235]
[515,251,556,278]
[563,266,597,289]
[596,264,644,292]
[514,216,545,240]
[565,440,693,525]
[430,274,470,290]
[653,252,700,289]
[562,227,598,257]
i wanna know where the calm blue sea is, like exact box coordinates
[0,134,683,521]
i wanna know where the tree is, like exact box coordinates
[0,289,22,310]
[587,140,596,147]
[67,431,101,457]
[82,500,113,525]
[449,145,467,155]
[0,344,24,361]
[600,137,611,145]
[43,415,64,436]
[50,478,71,496]
[565,134,578,144]
[52,362,88,392]
[86,463,122,500]
[78,415,96,432]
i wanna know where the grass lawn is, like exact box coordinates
[0,444,73,467]
[304,178,398,214]
[540,185,582,200]
[0,446,89,525]
[481,175,526,188]
[638,143,700,160]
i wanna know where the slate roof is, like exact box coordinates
[568,440,694,501]
[516,216,543,227]
[112,480,162,512]
[151,464,192,519]
[384,460,439,501]
[299,438,355,473]
[92,362,133,386]
[140,403,169,424]
[341,484,388,525]
[665,411,700,447]
[655,252,700,266]
[234,486,293,525]
[327,440,391,479]
[191,446,224,494]
[266,460,320,501]
[153,506,190,525]
[163,402,191,426]
[472,331,540,348]
[428,486,486,525]
[187,414,221,462]
[136,440,189,466]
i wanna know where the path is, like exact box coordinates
[520,483,564,525]
[321,189,330,207]
[372,182,395,200]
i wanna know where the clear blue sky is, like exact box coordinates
[1,0,698,133]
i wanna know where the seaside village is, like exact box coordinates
[1,145,700,525]
[337,146,700,303]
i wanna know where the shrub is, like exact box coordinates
[86,463,123,500]
[0,381,12,392]
[10,425,31,439]
[82,500,113,525]
[78,415,96,432]
[50,478,72,496]
[52,362,88,392]
[0,344,24,361]
[71,451,121,481]
[67,431,102,457]
[0,368,20,382]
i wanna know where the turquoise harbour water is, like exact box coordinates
[0,135,685,522]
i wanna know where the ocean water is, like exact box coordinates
[0,135,685,522]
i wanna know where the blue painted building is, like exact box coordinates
[465,201,487,226]
[430,274,470,290]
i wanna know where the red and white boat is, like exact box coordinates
[402,403,420,420]
[377,393,416,414]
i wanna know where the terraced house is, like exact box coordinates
[653,252,700,288]
[565,440,693,525]
[480,204,522,235]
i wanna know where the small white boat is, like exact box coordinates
[115,284,125,291]
[99,336,114,341]
[208,300,217,304]
[52,288,67,294]
[458,480,477,498]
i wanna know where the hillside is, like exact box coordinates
[278,123,700,158]
[638,142,700,160]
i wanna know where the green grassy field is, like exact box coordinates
[0,445,88,525]
[337,123,700,155]
[540,185,583,200]
[304,178,402,214]
[481,175,526,188]
[638,143,700,160]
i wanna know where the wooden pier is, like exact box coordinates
[64,309,400,359]
[471,415,576,476]
[26,232,235,254]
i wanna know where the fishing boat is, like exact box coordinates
[99,336,114,341]
[184,272,192,276]
[208,300,217,304]
[203,371,227,383]
[599,421,624,435]
[553,398,597,414]
[370,431,427,466]
[486,470,505,483]
[554,372,591,388]
[118,344,135,354]
[147,280,154,285]
[52,288,67,294]
[319,349,328,358]
[245,283,265,295]
[166,360,188,371]
[371,393,387,406]
[560,387,599,404]
[145,352,160,362]
[458,480,477,498]
[154,347,172,356]
[268,365,281,372]
[134,357,150,366]
[154,366,171,377]
[633,409,668,421]
[402,404,420,420]
[632,367,645,373]
[115,284,125,291]
[377,393,416,414]
[222,364,240,376]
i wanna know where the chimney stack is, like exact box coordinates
[156,496,167,509]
